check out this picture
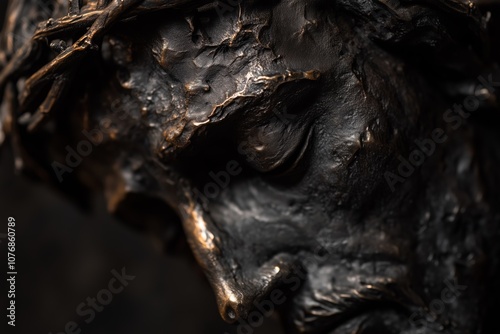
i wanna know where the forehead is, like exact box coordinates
[106,2,332,157]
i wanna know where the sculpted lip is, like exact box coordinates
[291,284,413,333]
[288,250,420,333]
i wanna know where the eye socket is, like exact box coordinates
[233,77,319,174]
[236,118,312,174]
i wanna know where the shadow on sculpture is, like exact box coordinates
[1,0,500,333]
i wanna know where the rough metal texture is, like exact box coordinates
[1,0,500,333]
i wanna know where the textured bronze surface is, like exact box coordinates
[1,0,500,333]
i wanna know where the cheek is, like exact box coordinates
[304,106,397,207]
[208,178,327,250]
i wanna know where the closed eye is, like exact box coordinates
[237,119,313,175]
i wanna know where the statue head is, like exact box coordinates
[1,0,500,332]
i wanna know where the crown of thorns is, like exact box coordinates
[0,0,488,134]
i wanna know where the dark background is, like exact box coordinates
[0,3,281,334]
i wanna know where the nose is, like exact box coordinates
[180,202,295,323]
[214,254,295,323]
[216,282,245,323]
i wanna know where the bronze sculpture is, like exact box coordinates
[1,0,500,333]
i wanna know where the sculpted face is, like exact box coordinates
[1,0,499,333]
